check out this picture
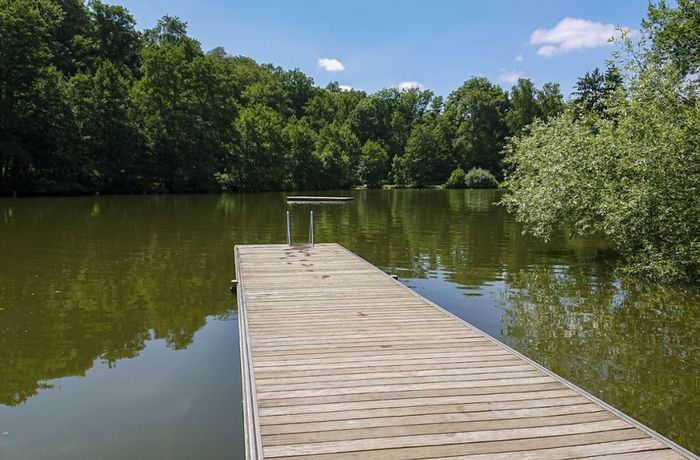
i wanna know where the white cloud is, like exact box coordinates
[536,45,559,57]
[318,58,345,72]
[515,54,523,62]
[530,17,631,57]
[338,84,353,92]
[398,81,423,91]
[498,69,525,84]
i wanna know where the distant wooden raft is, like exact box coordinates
[286,196,353,202]
[234,243,697,460]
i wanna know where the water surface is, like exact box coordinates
[1,190,698,457]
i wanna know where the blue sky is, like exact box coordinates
[117,0,648,98]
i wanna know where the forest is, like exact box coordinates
[2,0,698,280]
[0,0,575,195]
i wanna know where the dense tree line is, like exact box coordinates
[0,0,565,195]
[502,0,700,281]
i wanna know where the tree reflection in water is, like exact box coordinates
[0,190,697,454]
[501,267,700,452]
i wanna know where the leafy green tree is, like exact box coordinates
[66,60,143,192]
[572,67,606,115]
[86,0,141,75]
[283,117,320,190]
[51,0,92,75]
[359,140,389,188]
[231,63,292,116]
[233,104,287,190]
[315,122,360,188]
[0,0,78,194]
[572,65,622,117]
[1,0,56,193]
[502,1,700,281]
[445,77,509,174]
[396,120,453,187]
[603,64,623,95]
[325,81,342,92]
[283,69,314,118]
[304,89,336,131]
[348,89,397,149]
[390,88,434,157]
[643,0,700,78]
[305,86,364,132]
[132,40,196,190]
[349,87,435,163]
[506,78,540,134]
[132,20,236,191]
[536,82,565,120]
[144,15,189,45]
[329,87,365,123]
[216,54,269,102]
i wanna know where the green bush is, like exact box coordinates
[443,167,466,188]
[464,167,498,189]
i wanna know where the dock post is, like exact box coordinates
[286,211,291,246]
[309,211,314,246]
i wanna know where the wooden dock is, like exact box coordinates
[286,196,354,202]
[235,243,697,460]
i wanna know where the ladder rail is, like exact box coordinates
[285,210,314,246]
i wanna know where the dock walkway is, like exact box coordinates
[235,243,696,460]
[286,196,354,202]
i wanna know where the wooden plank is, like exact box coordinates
[401,438,669,460]
[254,364,535,385]
[235,243,696,460]
[252,350,512,368]
[584,452,683,460]
[258,396,596,425]
[251,344,503,360]
[255,376,556,400]
[257,389,584,415]
[252,358,526,379]
[263,411,614,446]
[262,420,634,456]
[259,403,606,434]
[255,370,544,392]
[256,383,567,409]
[250,337,489,350]
[262,412,616,446]
[252,355,523,374]
[269,429,649,460]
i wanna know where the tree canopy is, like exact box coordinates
[0,0,564,195]
[501,0,700,281]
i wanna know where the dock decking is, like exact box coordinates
[235,243,696,460]
[286,196,354,202]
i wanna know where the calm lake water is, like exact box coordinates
[0,190,698,458]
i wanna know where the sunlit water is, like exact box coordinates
[1,190,698,458]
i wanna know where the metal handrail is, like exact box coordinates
[286,211,291,246]
[286,210,315,247]
[309,211,314,246]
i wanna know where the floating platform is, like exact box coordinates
[286,196,353,202]
[234,243,697,460]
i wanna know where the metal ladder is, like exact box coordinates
[286,210,314,246]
